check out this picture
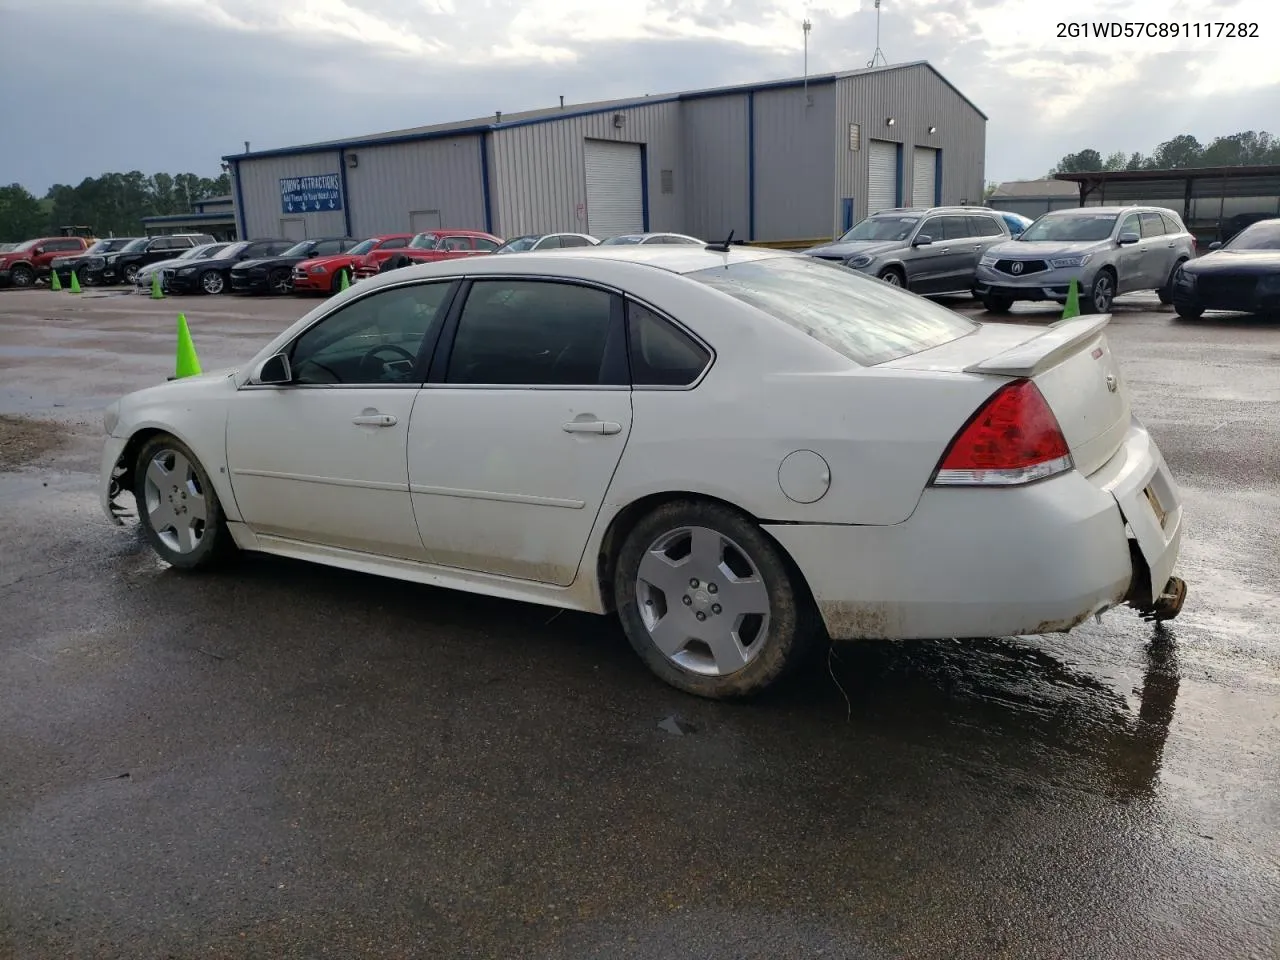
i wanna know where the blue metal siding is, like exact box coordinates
[934,149,943,206]
[480,136,494,234]
[639,144,651,231]
[895,144,904,207]
[337,149,353,236]
[231,159,246,239]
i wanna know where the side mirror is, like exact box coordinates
[1117,232,1140,246]
[254,353,292,385]
[912,234,934,247]
[1010,231,1023,239]
[34,246,45,255]
[1209,241,1222,250]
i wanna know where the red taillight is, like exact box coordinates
[933,379,1072,486]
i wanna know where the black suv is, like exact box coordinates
[230,236,359,295]
[90,234,216,285]
[51,237,141,286]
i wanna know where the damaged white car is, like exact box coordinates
[101,245,1187,700]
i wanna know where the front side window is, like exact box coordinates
[535,236,563,250]
[443,236,472,252]
[409,234,439,251]
[446,280,620,386]
[937,216,972,241]
[289,282,455,385]
[380,237,408,250]
[687,256,976,367]
[1117,213,1141,239]
[312,240,345,256]
[348,239,377,256]
[627,302,711,387]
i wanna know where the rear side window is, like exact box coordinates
[968,216,1005,237]
[474,238,499,252]
[1159,212,1184,235]
[560,235,592,248]
[626,302,711,387]
[687,256,977,366]
[1140,213,1166,238]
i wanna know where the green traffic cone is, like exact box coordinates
[339,269,350,292]
[175,313,202,379]
[69,271,81,295]
[49,269,62,292]
[151,273,165,300]
[1062,278,1080,320]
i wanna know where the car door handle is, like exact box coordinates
[563,419,622,435]
[352,413,397,427]
[1166,242,1175,247]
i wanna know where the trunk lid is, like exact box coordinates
[882,314,1130,476]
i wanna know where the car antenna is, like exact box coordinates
[706,230,736,253]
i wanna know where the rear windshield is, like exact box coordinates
[686,256,976,366]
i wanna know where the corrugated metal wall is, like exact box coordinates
[345,137,487,236]
[752,84,837,241]
[835,65,986,229]
[488,101,682,237]
[235,152,346,240]
[680,95,750,241]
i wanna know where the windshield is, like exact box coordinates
[688,256,976,366]
[280,241,314,258]
[409,234,439,250]
[601,236,644,245]
[117,238,150,253]
[1019,214,1117,242]
[1225,221,1280,251]
[495,236,539,253]
[838,216,921,243]
[348,239,377,256]
[10,238,42,252]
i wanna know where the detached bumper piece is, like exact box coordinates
[106,467,135,525]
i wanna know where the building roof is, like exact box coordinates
[991,179,1079,198]
[140,212,237,224]
[222,61,985,162]
[1054,164,1280,183]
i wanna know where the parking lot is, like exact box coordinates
[1,286,1278,958]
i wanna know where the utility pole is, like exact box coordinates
[802,19,813,105]
[868,0,888,68]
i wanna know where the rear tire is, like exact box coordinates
[134,434,237,571]
[1173,300,1203,321]
[980,294,1014,314]
[612,500,818,700]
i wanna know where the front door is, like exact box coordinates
[408,277,633,586]
[225,279,458,560]
[1113,212,1147,293]
[905,216,960,293]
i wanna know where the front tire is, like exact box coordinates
[878,267,906,290]
[200,270,226,295]
[123,263,140,284]
[1157,259,1187,305]
[981,294,1014,313]
[268,268,292,296]
[134,434,237,571]
[612,500,817,700]
[1173,300,1204,321]
[1083,269,1115,313]
[9,264,34,287]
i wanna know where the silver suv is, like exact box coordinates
[973,206,1196,314]
[802,206,1011,295]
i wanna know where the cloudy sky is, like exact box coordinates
[1,0,1276,193]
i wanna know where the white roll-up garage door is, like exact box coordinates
[867,140,898,215]
[584,140,645,239]
[912,147,938,207]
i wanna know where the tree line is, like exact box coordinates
[1049,130,1280,176]
[0,171,232,242]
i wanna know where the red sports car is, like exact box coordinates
[352,229,503,279]
[292,234,414,294]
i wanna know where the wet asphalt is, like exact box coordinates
[1,288,1278,959]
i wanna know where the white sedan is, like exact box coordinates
[100,245,1187,700]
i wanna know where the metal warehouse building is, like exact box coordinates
[224,61,986,246]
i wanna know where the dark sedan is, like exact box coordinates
[163,238,293,295]
[229,237,359,295]
[1172,219,1280,320]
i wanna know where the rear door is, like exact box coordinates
[408,277,633,585]
[1139,212,1177,289]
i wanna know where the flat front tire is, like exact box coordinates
[613,500,817,700]
[134,434,236,570]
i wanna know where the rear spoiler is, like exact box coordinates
[963,314,1112,378]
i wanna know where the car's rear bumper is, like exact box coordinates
[766,416,1182,640]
